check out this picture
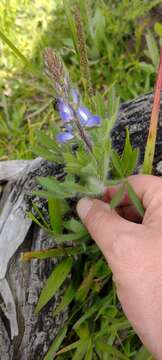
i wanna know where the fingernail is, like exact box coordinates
[77,197,93,222]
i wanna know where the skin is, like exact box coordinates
[76,175,162,359]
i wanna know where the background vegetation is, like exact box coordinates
[0,0,161,160]
[1,0,162,358]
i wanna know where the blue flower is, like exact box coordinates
[86,114,101,127]
[56,96,101,144]
[57,98,73,122]
[77,106,101,127]
[77,106,92,125]
[56,131,74,143]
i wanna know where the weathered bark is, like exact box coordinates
[0,92,162,359]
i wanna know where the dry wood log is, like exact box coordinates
[0,92,162,359]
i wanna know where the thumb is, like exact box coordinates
[77,197,137,256]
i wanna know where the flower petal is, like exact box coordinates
[56,131,74,143]
[71,89,79,104]
[57,99,73,122]
[77,106,92,124]
[85,115,101,127]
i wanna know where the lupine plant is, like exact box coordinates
[22,47,151,360]
[21,5,162,360]
[32,47,144,217]
[0,0,162,358]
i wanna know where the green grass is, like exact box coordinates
[0,0,161,358]
[0,0,160,160]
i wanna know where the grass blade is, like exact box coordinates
[63,0,78,53]
[95,341,129,360]
[0,30,36,73]
[48,198,62,234]
[35,257,73,313]
[21,244,99,261]
[53,281,77,316]
[44,325,67,360]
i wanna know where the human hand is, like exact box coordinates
[77,175,162,359]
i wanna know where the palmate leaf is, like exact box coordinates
[121,128,139,176]
[64,152,90,176]
[35,257,73,313]
[37,130,59,152]
[111,150,124,178]
[38,177,69,198]
[32,145,62,163]
[44,325,67,360]
[111,128,139,178]
[38,176,90,199]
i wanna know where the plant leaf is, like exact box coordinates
[56,341,80,356]
[75,264,96,302]
[36,258,73,313]
[121,128,139,176]
[110,184,125,209]
[0,30,37,73]
[111,150,124,177]
[72,339,89,360]
[134,345,153,360]
[53,280,77,316]
[85,339,93,360]
[95,341,129,360]
[22,245,98,261]
[125,181,145,217]
[48,198,62,234]
[145,31,159,70]
[63,0,78,53]
[44,325,67,360]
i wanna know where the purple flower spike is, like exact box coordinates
[56,131,74,143]
[57,99,73,122]
[86,115,101,127]
[77,106,92,125]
